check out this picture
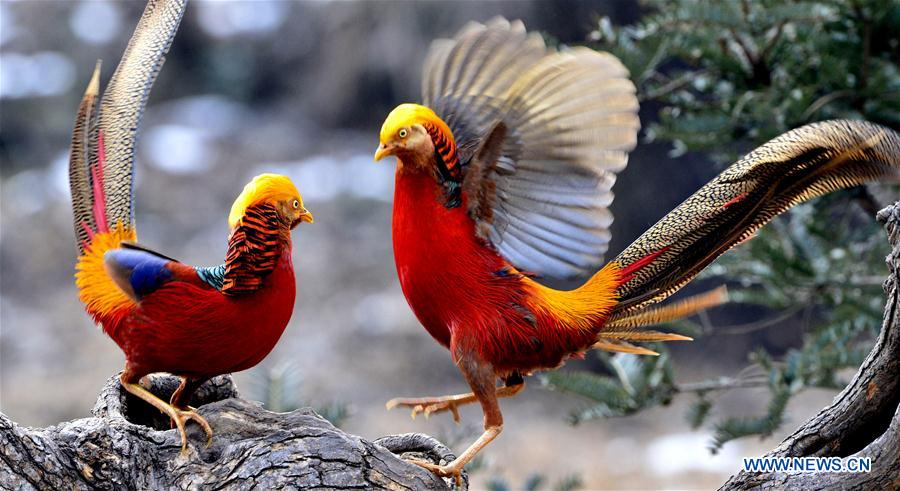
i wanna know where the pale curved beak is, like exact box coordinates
[374,143,392,162]
[292,208,314,228]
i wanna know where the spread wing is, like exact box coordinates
[423,17,640,279]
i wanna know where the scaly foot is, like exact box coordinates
[385,384,525,423]
[121,377,215,455]
[171,406,214,454]
[386,395,473,422]
[408,459,463,488]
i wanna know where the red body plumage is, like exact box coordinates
[377,17,900,480]
[393,170,608,375]
[98,250,295,378]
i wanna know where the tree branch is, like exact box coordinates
[0,374,464,490]
[721,201,900,490]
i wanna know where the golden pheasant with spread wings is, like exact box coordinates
[374,18,900,480]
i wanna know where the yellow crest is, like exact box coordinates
[228,174,302,228]
[379,103,455,146]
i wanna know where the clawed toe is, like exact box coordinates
[120,380,214,454]
[408,459,463,487]
[171,407,214,452]
[385,398,462,423]
[422,401,460,422]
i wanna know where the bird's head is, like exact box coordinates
[374,103,455,171]
[228,174,313,230]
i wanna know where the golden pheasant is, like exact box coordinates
[374,17,900,480]
[69,0,312,452]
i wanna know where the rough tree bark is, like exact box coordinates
[722,200,900,490]
[0,374,465,490]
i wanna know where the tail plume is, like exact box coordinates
[68,0,187,253]
[606,286,728,331]
[70,62,102,252]
[610,120,900,319]
[591,287,725,356]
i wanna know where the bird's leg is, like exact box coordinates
[406,351,504,486]
[119,371,213,454]
[166,376,213,447]
[386,382,524,423]
[170,376,209,409]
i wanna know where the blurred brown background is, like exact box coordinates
[0,1,839,489]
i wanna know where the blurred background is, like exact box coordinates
[2,1,897,489]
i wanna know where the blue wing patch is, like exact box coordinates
[195,264,226,291]
[104,249,174,301]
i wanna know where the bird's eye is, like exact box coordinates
[398,128,408,138]
[292,199,300,209]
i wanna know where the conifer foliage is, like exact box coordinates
[542,0,899,451]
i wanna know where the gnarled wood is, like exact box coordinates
[721,200,900,490]
[0,374,464,490]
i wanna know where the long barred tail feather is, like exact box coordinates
[97,0,186,229]
[68,0,187,254]
[69,0,187,323]
[69,62,102,253]
[605,286,728,331]
[591,339,664,357]
[590,288,722,356]
[610,120,900,320]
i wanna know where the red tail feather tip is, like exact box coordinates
[618,246,671,284]
[721,192,748,209]
[91,130,109,233]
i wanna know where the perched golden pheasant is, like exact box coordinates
[375,18,900,480]
[69,0,312,452]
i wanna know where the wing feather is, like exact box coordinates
[424,18,639,278]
